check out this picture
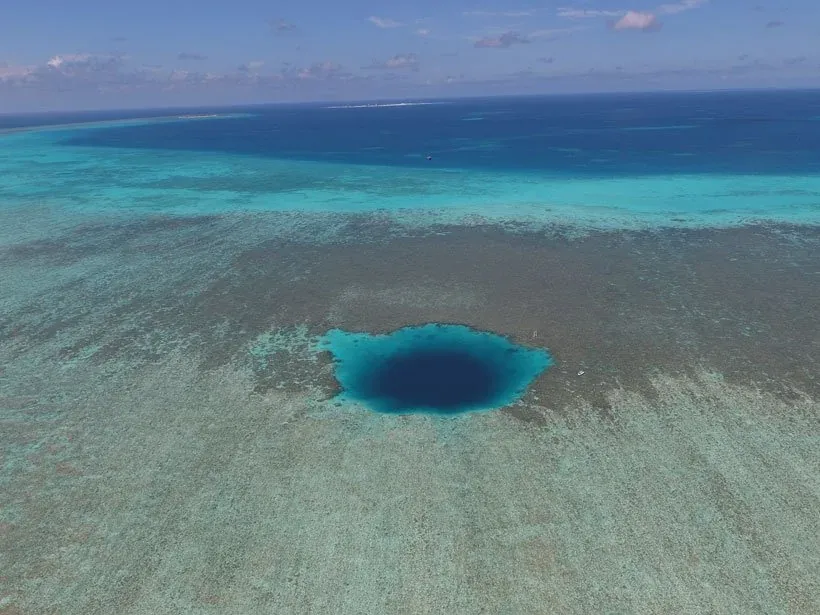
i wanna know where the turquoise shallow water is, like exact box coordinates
[1,93,819,230]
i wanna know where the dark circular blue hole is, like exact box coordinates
[318,324,553,415]
[367,349,499,411]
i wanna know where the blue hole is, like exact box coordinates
[317,324,553,415]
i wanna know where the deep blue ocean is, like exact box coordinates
[2,89,820,226]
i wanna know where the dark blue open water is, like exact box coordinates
[2,89,820,226]
[52,90,820,177]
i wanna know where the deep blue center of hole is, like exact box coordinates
[370,349,499,410]
[318,324,553,415]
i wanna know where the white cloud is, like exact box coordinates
[364,53,420,70]
[0,52,356,95]
[368,16,402,28]
[45,53,127,74]
[383,54,418,69]
[474,31,530,48]
[612,11,661,31]
[1,52,377,106]
[270,18,297,33]
[558,8,624,19]
[168,69,191,82]
[296,61,344,79]
[238,60,265,72]
[657,0,708,15]
[559,1,707,21]
[47,54,91,69]
[0,63,35,81]
[416,28,431,36]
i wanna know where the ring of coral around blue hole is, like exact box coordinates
[317,323,553,415]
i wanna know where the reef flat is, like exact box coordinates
[1,211,818,613]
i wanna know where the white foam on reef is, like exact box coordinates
[324,101,449,109]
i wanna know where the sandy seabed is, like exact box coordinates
[1,210,818,614]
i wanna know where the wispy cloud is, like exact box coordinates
[452,54,813,92]
[363,53,420,71]
[464,10,536,17]
[0,62,35,81]
[0,52,374,103]
[46,53,128,73]
[269,18,297,33]
[46,54,90,69]
[295,61,345,79]
[368,16,402,28]
[238,60,265,72]
[559,1,707,22]
[610,11,662,31]
[558,8,623,19]
[474,31,530,48]
[0,53,137,93]
[766,20,784,28]
[398,52,820,94]
[783,56,806,65]
[657,0,708,15]
[416,28,431,37]
[177,52,207,61]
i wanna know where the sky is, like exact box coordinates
[1,1,818,112]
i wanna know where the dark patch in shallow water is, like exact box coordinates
[318,324,553,415]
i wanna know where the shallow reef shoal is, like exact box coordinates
[0,209,818,613]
